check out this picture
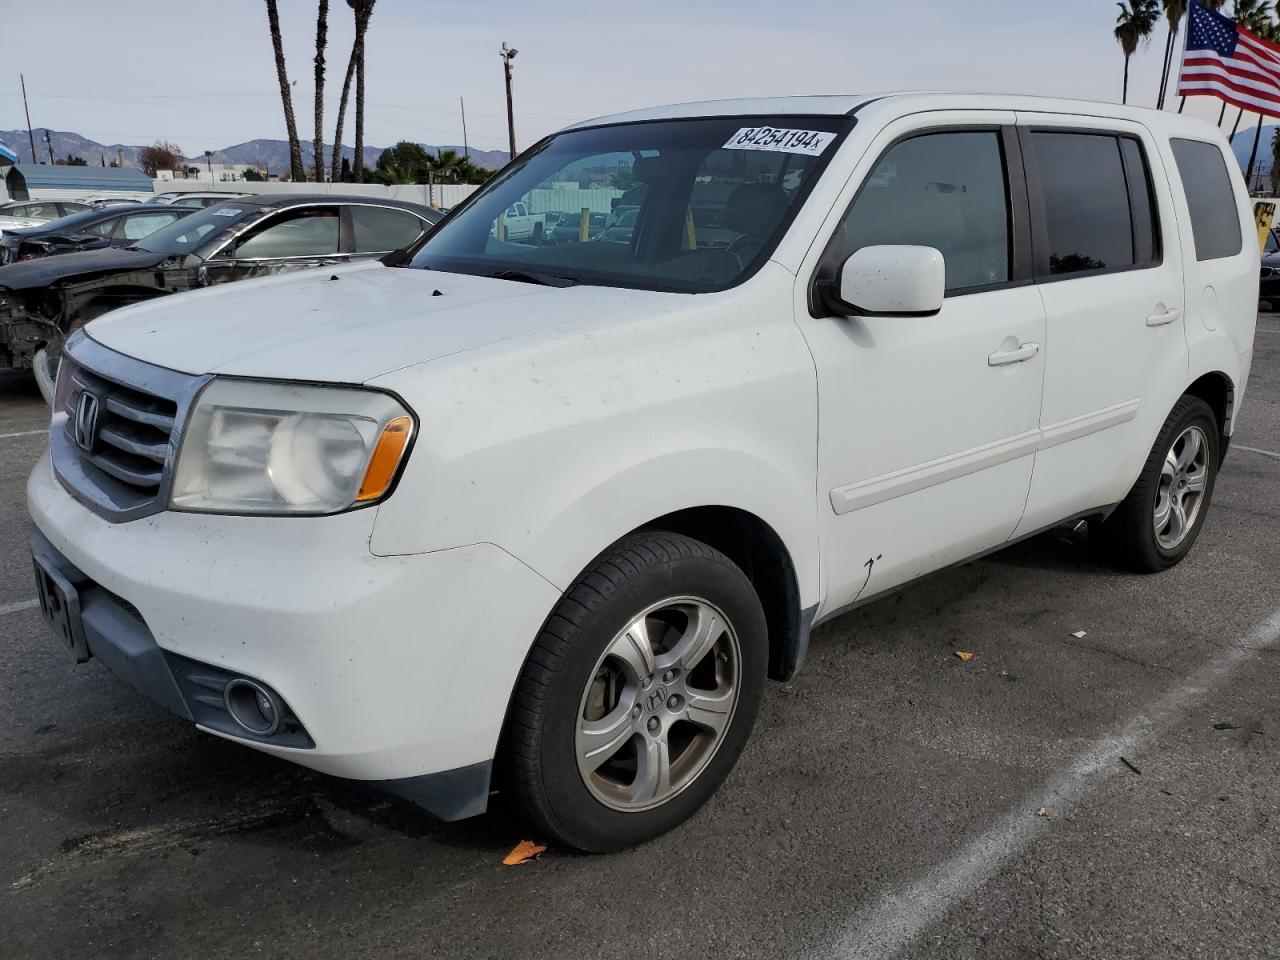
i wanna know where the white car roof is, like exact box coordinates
[569,92,1226,138]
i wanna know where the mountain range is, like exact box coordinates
[0,128,508,174]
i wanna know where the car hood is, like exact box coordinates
[0,246,170,291]
[86,260,678,383]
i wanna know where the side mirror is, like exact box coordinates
[835,245,945,317]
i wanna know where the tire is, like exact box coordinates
[501,532,767,852]
[1095,395,1220,573]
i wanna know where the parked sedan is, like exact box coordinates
[148,191,250,208]
[0,205,193,264]
[0,199,92,232]
[0,194,441,397]
[1260,228,1280,309]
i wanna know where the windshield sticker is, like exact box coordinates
[212,207,243,216]
[723,127,835,156]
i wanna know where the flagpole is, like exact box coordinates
[1229,107,1245,143]
[1246,117,1265,193]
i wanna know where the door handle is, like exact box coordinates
[988,342,1040,366]
[1146,307,1181,327]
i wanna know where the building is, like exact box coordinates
[156,163,262,184]
[2,163,153,202]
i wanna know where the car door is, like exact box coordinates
[796,114,1046,613]
[199,205,348,285]
[1011,116,1185,536]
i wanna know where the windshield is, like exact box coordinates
[409,115,850,292]
[131,201,257,255]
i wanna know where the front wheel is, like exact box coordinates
[501,533,767,852]
[1095,395,1219,572]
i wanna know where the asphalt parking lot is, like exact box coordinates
[2,317,1278,960]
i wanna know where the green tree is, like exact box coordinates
[1115,0,1161,105]
[242,167,268,182]
[63,154,87,166]
[1234,0,1278,37]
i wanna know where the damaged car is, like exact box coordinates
[0,204,193,264]
[0,194,441,398]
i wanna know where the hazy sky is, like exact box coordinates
[0,0,1256,157]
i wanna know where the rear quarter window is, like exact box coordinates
[1170,138,1243,261]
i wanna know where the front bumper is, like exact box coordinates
[27,454,561,819]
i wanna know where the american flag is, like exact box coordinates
[1177,0,1280,118]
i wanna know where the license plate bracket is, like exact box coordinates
[32,553,90,663]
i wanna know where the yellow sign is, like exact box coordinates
[1254,200,1276,252]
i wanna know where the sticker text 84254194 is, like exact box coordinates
[722,127,836,156]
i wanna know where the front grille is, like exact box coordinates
[52,333,208,522]
[65,362,177,495]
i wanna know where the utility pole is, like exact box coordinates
[20,74,36,163]
[42,129,54,165]
[500,42,518,161]
[460,96,469,159]
[205,150,213,180]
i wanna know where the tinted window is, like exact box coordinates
[836,131,1010,292]
[57,202,91,216]
[352,206,426,252]
[235,209,340,258]
[1032,133,1138,276]
[1171,138,1243,261]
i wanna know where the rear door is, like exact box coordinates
[1013,115,1186,535]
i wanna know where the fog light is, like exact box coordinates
[224,678,282,736]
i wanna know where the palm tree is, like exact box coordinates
[1234,0,1276,34]
[1156,1,1186,110]
[330,0,375,184]
[265,0,305,182]
[1116,0,1161,105]
[352,0,376,183]
[313,0,328,183]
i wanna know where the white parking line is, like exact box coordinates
[0,428,46,440]
[818,607,1280,960]
[1236,445,1280,462]
[0,599,39,616]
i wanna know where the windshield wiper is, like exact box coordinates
[487,268,580,288]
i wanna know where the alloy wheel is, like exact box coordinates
[1154,424,1210,550]
[575,597,740,812]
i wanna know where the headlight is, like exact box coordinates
[170,379,414,515]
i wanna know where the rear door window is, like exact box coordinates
[1030,132,1149,277]
[1171,138,1243,261]
[351,206,427,252]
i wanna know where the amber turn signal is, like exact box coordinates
[356,416,413,502]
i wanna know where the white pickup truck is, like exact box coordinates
[28,93,1257,852]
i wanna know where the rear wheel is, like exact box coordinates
[501,533,767,852]
[1095,396,1219,572]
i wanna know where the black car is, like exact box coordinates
[0,194,442,386]
[0,204,194,264]
[1261,227,1280,309]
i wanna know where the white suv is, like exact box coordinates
[27,94,1257,851]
